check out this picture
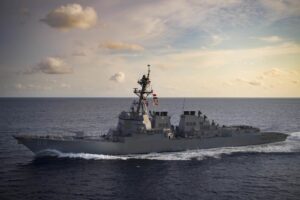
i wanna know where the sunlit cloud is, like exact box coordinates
[263,68,284,77]
[100,41,144,52]
[258,36,283,43]
[155,42,300,69]
[36,57,73,74]
[41,4,98,30]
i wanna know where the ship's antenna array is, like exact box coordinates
[147,64,151,78]
[133,64,153,114]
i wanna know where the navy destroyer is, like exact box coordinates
[14,65,287,155]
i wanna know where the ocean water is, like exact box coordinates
[0,98,300,200]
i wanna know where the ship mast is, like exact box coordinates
[134,65,153,114]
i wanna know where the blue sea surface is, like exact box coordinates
[0,98,300,200]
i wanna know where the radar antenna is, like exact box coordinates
[147,64,151,78]
[133,65,153,114]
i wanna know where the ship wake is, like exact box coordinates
[39,132,300,161]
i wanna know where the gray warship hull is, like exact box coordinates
[14,132,287,155]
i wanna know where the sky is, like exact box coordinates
[0,0,300,97]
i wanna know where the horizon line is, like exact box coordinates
[0,96,300,99]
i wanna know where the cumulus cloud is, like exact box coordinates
[258,36,283,43]
[100,41,144,52]
[41,4,97,30]
[35,57,73,74]
[110,72,125,83]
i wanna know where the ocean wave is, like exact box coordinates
[38,132,300,161]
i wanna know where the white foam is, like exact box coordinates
[39,132,300,161]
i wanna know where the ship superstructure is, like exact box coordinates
[113,65,154,137]
[106,65,260,141]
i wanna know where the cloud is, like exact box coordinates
[15,83,52,91]
[259,0,300,19]
[59,83,71,88]
[230,67,297,89]
[110,72,125,83]
[100,41,144,52]
[248,81,262,86]
[36,57,73,74]
[211,35,223,46]
[41,4,98,30]
[258,36,283,43]
[236,78,262,86]
[99,0,300,46]
[263,68,284,77]
[260,68,297,84]
[157,42,300,68]
[15,83,25,89]
[106,0,240,42]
